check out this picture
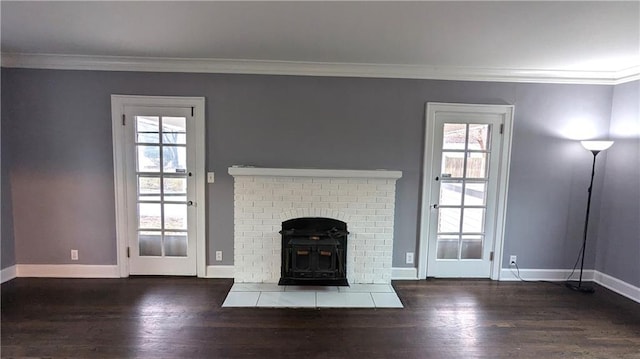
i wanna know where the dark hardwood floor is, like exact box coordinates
[2,277,639,358]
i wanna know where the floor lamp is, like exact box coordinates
[566,140,614,293]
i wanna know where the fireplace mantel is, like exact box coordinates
[228,166,402,179]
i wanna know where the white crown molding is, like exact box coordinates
[614,65,640,84]
[2,52,638,85]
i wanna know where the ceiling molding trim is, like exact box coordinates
[613,65,640,85]
[2,52,638,85]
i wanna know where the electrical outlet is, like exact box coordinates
[215,250,223,261]
[510,255,517,265]
[207,172,215,183]
[406,252,414,264]
[71,249,79,261]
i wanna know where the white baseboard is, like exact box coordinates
[594,271,640,304]
[499,267,639,304]
[391,267,418,280]
[15,264,120,278]
[206,265,234,278]
[499,268,595,282]
[7,263,637,304]
[1,265,17,283]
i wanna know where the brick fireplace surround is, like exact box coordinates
[228,167,402,284]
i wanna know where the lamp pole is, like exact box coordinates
[567,140,613,293]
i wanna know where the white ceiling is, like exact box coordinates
[1,1,639,83]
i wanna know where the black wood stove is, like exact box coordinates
[278,217,348,286]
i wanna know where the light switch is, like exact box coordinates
[207,172,215,183]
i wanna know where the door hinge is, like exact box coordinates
[191,106,194,117]
[489,251,494,261]
[499,123,504,134]
[127,246,130,258]
[122,114,126,126]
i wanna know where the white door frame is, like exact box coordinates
[418,102,514,280]
[111,95,206,278]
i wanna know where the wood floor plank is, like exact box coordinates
[2,277,639,358]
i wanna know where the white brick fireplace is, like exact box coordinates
[228,167,402,284]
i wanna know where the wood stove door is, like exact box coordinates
[291,245,313,278]
[317,245,337,277]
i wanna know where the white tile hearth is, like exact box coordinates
[221,291,261,307]
[230,283,284,292]
[371,292,404,308]
[257,292,317,308]
[222,283,403,308]
[316,292,375,308]
[284,285,339,292]
[338,284,395,293]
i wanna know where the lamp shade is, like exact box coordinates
[581,140,614,152]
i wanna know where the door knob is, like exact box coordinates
[187,201,194,206]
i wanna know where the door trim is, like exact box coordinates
[418,103,514,280]
[111,95,206,277]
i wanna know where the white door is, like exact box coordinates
[422,104,513,278]
[112,96,205,277]
[124,105,197,275]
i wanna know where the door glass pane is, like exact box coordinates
[464,182,487,206]
[137,146,160,172]
[468,124,490,151]
[437,235,459,259]
[139,203,161,229]
[163,146,187,173]
[163,176,187,202]
[439,182,462,205]
[164,177,187,202]
[438,208,461,233]
[139,176,160,194]
[163,117,186,131]
[165,232,187,257]
[461,235,483,259]
[466,152,488,178]
[162,133,186,144]
[164,204,187,230]
[163,194,187,202]
[441,152,464,178]
[162,117,186,144]
[139,231,162,256]
[136,116,159,143]
[443,123,467,150]
[138,132,159,144]
[462,208,485,233]
[164,177,186,194]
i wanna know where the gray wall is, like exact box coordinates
[1,106,16,269]
[1,68,619,275]
[596,80,640,286]
[502,84,613,269]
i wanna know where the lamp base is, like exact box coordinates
[565,281,595,294]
